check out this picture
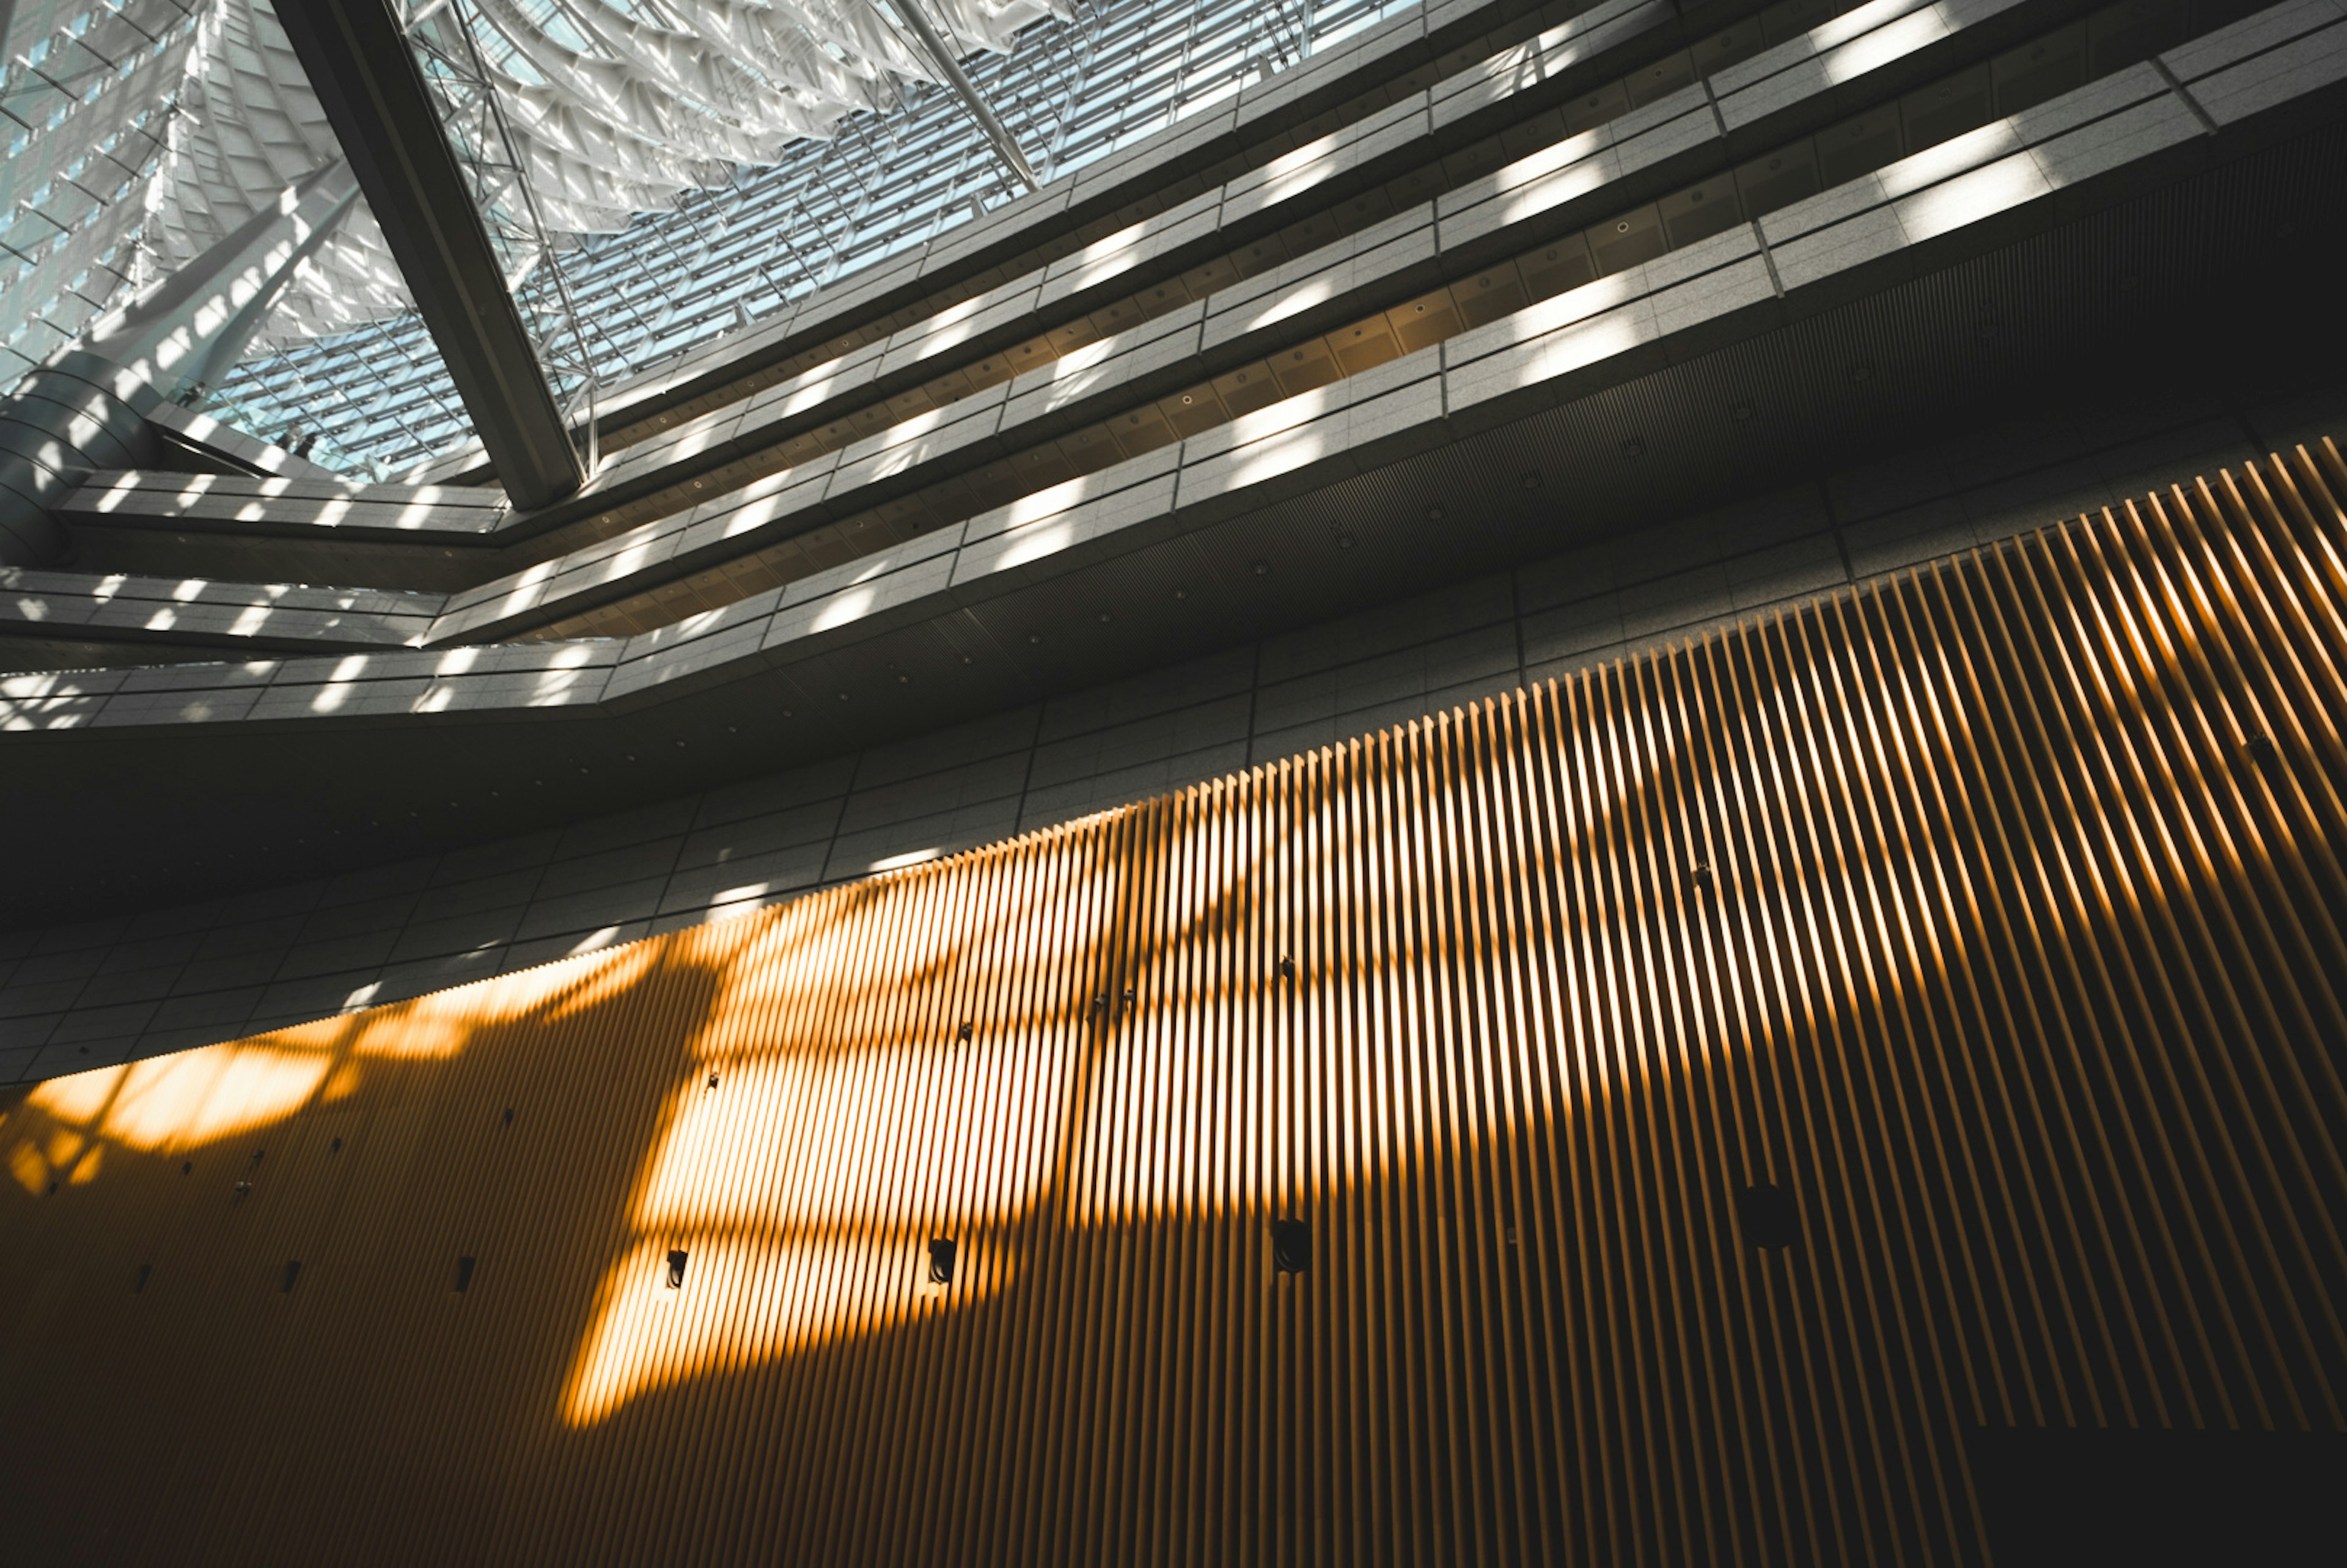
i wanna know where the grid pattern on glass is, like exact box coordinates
[4,0,421,404]
[205,0,1420,480]
[2,1,226,383]
[406,0,600,469]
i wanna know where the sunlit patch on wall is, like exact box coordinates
[559,834,1117,1425]
[9,937,669,1195]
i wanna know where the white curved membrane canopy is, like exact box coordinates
[0,0,1067,385]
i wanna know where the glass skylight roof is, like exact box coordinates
[208,0,1418,477]
[1,0,1419,478]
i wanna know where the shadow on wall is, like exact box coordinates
[0,695,1840,1566]
[4,459,2346,1564]
[0,937,735,1563]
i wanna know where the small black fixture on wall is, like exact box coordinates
[1742,1183,1799,1250]
[1271,1218,1309,1275]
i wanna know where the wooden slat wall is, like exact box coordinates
[4,440,2345,1566]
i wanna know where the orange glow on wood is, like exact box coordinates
[3,441,2345,1563]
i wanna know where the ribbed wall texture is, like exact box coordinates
[4,439,2345,1565]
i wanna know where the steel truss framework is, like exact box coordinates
[205,0,1417,477]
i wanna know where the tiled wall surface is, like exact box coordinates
[1,383,2335,1083]
[28,1,2343,702]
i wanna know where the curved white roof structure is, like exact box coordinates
[0,0,1065,385]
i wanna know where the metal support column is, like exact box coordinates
[274,0,586,508]
[889,0,1041,192]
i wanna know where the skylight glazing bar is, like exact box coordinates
[403,0,599,472]
[887,0,1040,191]
[274,0,587,503]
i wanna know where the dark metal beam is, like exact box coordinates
[275,0,584,508]
[889,0,1041,192]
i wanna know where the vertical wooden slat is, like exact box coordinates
[4,443,2346,1566]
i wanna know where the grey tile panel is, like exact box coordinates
[823,793,1029,882]
[73,0,1669,600]
[1207,211,1442,353]
[58,470,509,534]
[673,799,843,876]
[1036,644,1257,743]
[8,7,2342,1072]
[1035,191,1230,308]
[1706,0,1927,97]
[1005,307,1209,425]
[2162,0,2347,84]
[0,565,443,655]
[1260,571,1518,683]
[827,388,1016,491]
[1437,95,1713,251]
[1025,689,1254,791]
[0,1,1661,648]
[1713,0,1958,128]
[1016,737,1255,827]
[447,216,1447,642]
[1430,0,1672,126]
[5,367,2318,1083]
[1219,98,1437,224]
[2189,8,2347,123]
[4,32,2320,738]
[381,0,2084,650]
[1438,0,2038,256]
[656,842,832,917]
[692,756,859,829]
[874,280,1051,380]
[0,642,622,731]
[1253,617,1520,733]
[549,796,705,860]
[577,0,1556,441]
